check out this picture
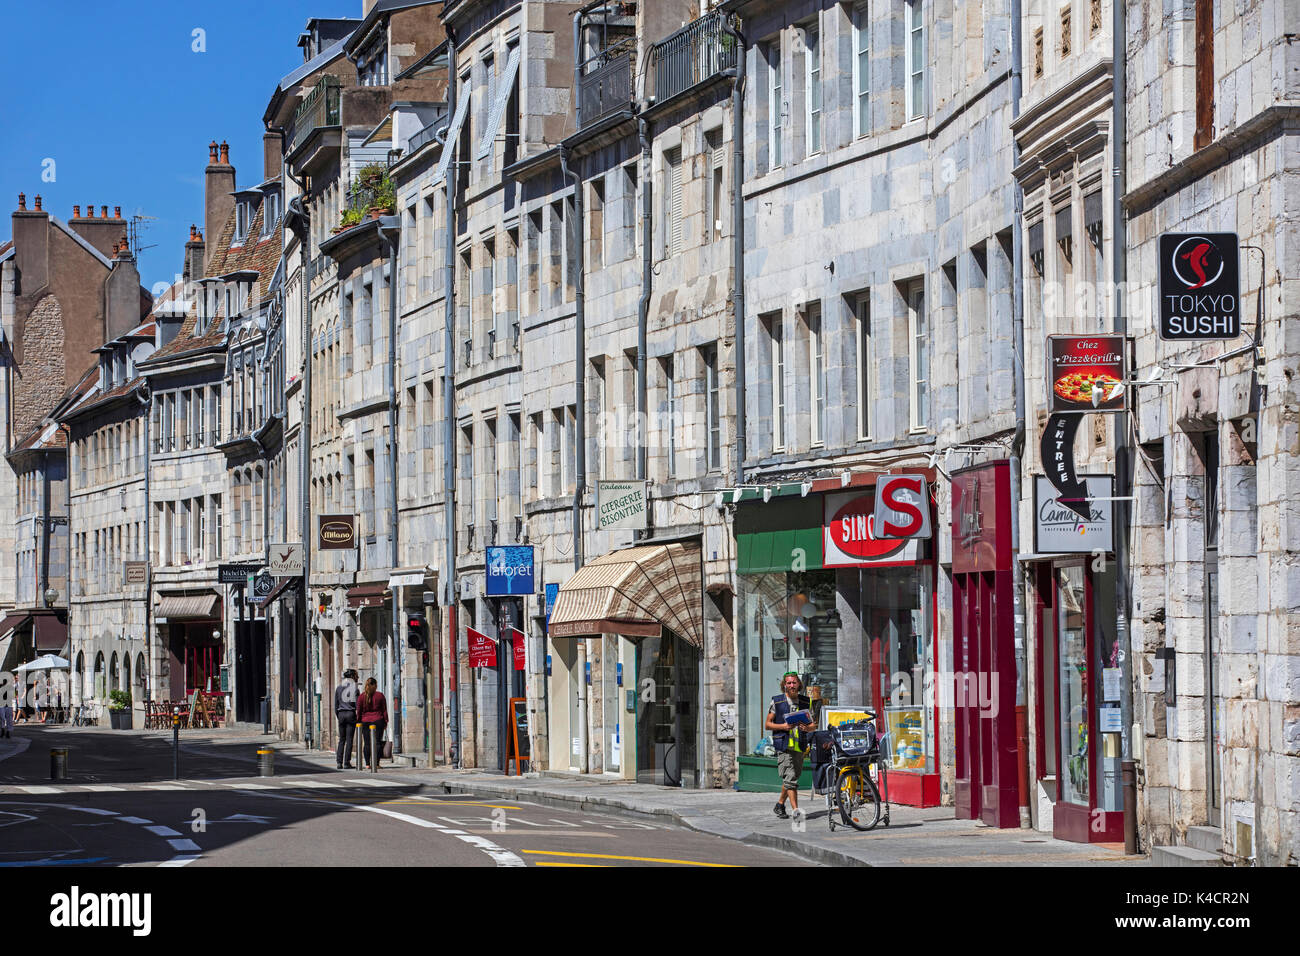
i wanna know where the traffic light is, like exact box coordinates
[406,612,427,650]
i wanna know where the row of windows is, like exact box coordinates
[74,524,144,597]
[153,386,221,455]
[150,495,223,569]
[76,419,146,486]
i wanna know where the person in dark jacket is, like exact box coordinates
[334,669,359,770]
[356,677,389,771]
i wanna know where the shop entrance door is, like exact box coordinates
[235,620,267,724]
[635,632,699,787]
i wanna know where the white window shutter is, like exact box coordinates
[433,89,472,185]
[477,46,521,160]
[670,154,683,255]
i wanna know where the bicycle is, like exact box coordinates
[814,715,891,832]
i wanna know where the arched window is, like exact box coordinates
[135,653,147,699]
[123,654,131,694]
[110,652,120,694]
[93,652,106,699]
[74,651,85,703]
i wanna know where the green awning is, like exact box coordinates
[735,494,824,574]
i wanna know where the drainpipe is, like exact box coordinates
[559,145,588,774]
[559,147,586,575]
[138,387,151,710]
[1008,0,1031,828]
[636,118,651,491]
[441,34,461,767]
[1112,0,1137,854]
[285,166,313,750]
[380,220,402,754]
[720,16,747,482]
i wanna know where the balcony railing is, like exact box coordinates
[578,38,635,128]
[650,11,740,104]
[291,76,342,154]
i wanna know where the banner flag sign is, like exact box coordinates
[544,583,559,633]
[823,489,922,567]
[218,562,262,585]
[1034,475,1115,554]
[507,626,527,671]
[1040,414,1090,520]
[269,543,305,576]
[318,514,357,551]
[485,545,534,596]
[1048,335,1127,414]
[1159,232,1240,340]
[467,626,497,668]
[597,480,647,531]
[872,475,932,540]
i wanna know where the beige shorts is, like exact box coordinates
[777,750,805,789]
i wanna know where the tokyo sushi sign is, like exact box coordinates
[1158,233,1240,340]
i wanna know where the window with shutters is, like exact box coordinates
[703,344,721,472]
[1059,5,1072,57]
[486,239,498,358]
[767,41,783,169]
[764,311,786,451]
[907,280,928,432]
[704,131,723,243]
[905,0,925,121]
[1084,193,1105,328]
[662,148,683,258]
[853,2,870,138]
[589,177,605,267]
[807,303,825,446]
[661,356,677,477]
[852,292,872,440]
[804,19,821,155]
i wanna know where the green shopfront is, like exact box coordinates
[731,473,941,806]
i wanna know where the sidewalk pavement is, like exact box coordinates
[237,733,1147,867]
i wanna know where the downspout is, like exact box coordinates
[138,387,151,710]
[441,34,461,767]
[261,349,272,734]
[636,118,651,492]
[1008,0,1030,828]
[1112,0,1137,855]
[720,16,746,482]
[559,142,588,775]
[381,221,402,754]
[285,165,313,750]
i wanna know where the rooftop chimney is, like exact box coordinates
[204,140,235,271]
[73,205,81,218]
[184,223,206,284]
[34,195,42,211]
[100,205,108,219]
[114,206,122,219]
[17,193,25,211]
[68,200,128,259]
[263,130,283,181]
[85,203,94,217]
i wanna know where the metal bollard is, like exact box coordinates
[257,748,275,777]
[369,724,378,773]
[50,748,68,780]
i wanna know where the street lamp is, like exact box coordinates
[43,588,59,608]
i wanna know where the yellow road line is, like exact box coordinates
[521,849,739,867]
[532,861,609,867]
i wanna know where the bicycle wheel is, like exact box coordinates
[835,765,882,831]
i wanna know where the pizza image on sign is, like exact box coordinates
[1053,370,1123,407]
[1047,335,1127,414]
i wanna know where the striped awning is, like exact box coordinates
[156,593,221,620]
[549,541,703,648]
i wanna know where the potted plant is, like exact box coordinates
[108,690,133,730]
[356,162,387,187]
[336,205,364,233]
[368,176,397,218]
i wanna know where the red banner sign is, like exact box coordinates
[822,489,920,567]
[467,627,497,668]
[508,626,527,671]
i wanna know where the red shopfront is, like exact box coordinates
[950,461,1022,828]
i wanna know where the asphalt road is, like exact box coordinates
[0,726,816,868]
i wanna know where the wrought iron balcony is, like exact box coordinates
[291,76,342,154]
[650,11,740,104]
[578,37,635,128]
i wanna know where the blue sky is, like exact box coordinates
[0,0,356,291]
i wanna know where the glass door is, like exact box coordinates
[1056,565,1089,807]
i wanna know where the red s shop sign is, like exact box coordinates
[822,481,930,568]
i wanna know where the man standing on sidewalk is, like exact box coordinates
[766,672,813,820]
[334,669,359,770]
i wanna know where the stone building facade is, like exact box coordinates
[1122,0,1297,865]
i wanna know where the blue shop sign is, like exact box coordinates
[486,545,535,596]
[545,582,559,631]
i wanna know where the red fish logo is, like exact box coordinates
[1171,235,1224,289]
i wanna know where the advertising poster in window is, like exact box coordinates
[885,707,927,770]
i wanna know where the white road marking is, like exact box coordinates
[145,825,182,837]
[117,816,152,825]
[342,778,405,787]
[159,855,200,867]
[167,838,200,852]
[228,782,277,789]
[75,785,125,792]
[0,802,201,868]
[285,780,341,789]
[17,786,62,794]
[143,784,190,791]
[249,789,526,867]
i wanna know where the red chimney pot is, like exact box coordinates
[73,205,81,218]
[114,206,122,219]
[85,203,94,218]
[33,195,42,211]
[17,193,25,211]
[120,235,129,253]
[112,241,120,254]
[101,205,108,219]
[219,141,230,165]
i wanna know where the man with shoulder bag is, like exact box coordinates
[765,671,814,819]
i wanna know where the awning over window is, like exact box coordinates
[32,613,67,653]
[258,576,301,611]
[0,612,31,639]
[549,541,703,648]
[156,593,221,621]
[347,583,389,609]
